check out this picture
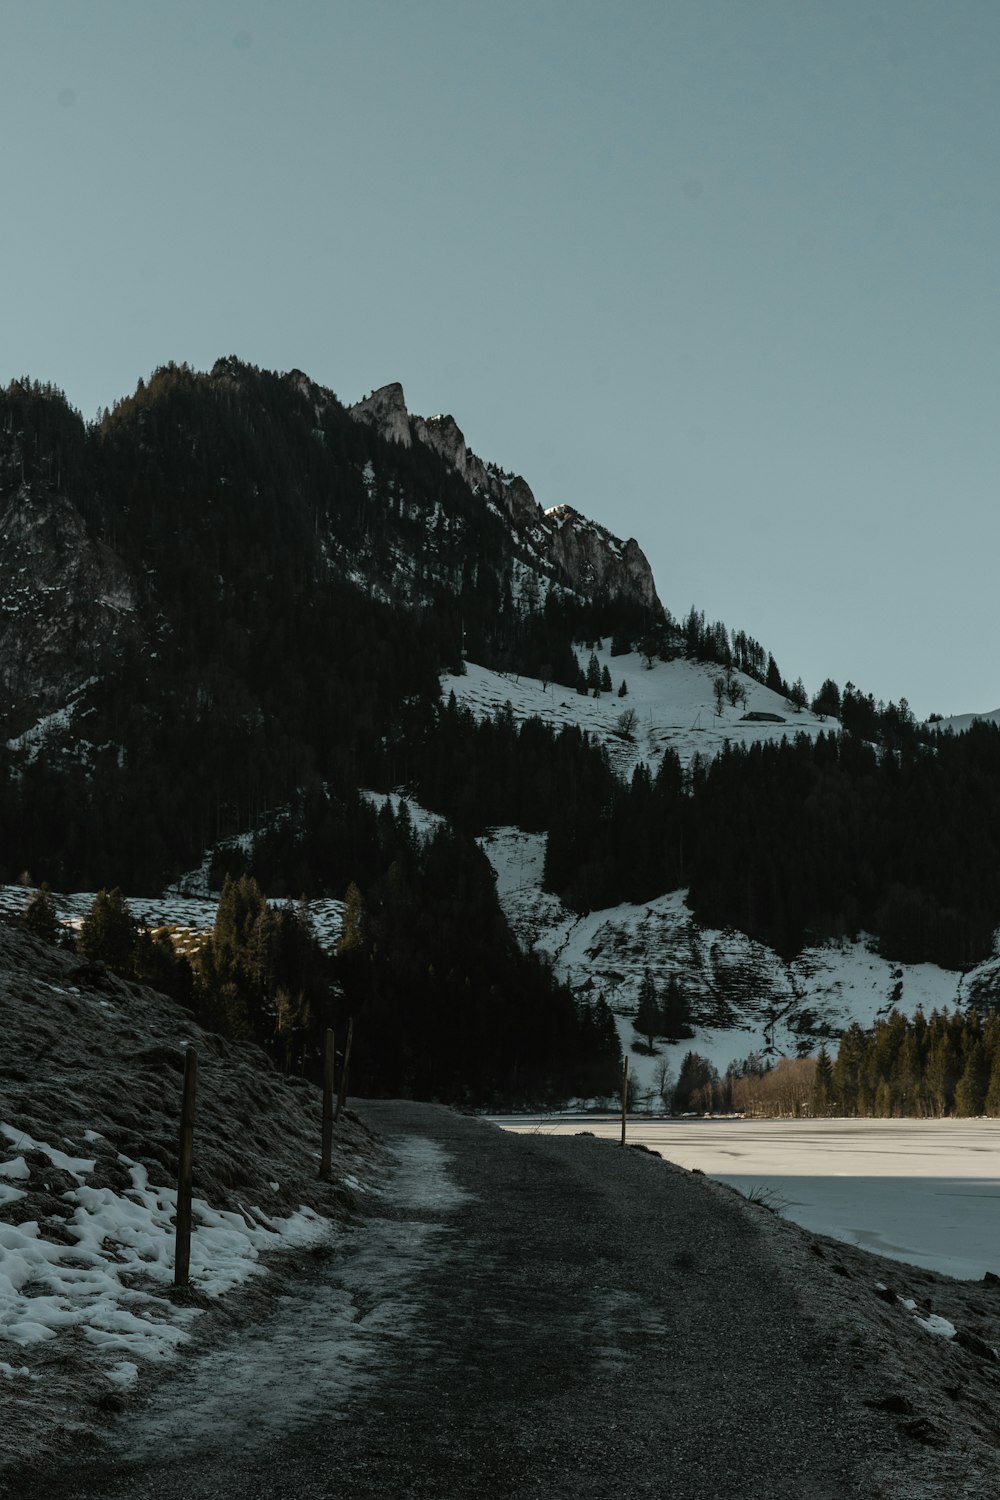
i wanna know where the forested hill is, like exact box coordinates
[2,357,998,1104]
[0,359,662,892]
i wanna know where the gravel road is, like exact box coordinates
[9,1102,995,1499]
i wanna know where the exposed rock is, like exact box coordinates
[544,503,659,612]
[0,485,140,733]
[348,381,413,447]
[349,382,662,613]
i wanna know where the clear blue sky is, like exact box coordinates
[4,0,999,718]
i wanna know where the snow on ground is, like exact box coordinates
[93,1137,467,1463]
[360,788,445,840]
[493,1116,1000,1282]
[446,642,836,778]
[931,706,1000,734]
[477,824,967,1100]
[5,679,98,763]
[0,884,219,933]
[0,1121,329,1367]
[0,886,348,955]
[0,920,388,1474]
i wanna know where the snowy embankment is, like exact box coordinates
[0,1126,327,1387]
[0,922,385,1475]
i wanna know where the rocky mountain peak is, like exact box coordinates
[348,383,662,615]
[348,382,412,447]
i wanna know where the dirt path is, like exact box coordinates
[7,1103,988,1499]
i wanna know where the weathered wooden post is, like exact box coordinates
[334,1016,354,1122]
[620,1055,629,1146]
[174,1046,198,1288]
[320,1027,335,1179]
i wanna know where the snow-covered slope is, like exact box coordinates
[477,823,972,1103]
[932,707,1000,734]
[448,639,836,778]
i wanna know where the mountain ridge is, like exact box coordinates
[348,378,660,612]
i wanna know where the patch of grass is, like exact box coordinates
[741,1184,789,1215]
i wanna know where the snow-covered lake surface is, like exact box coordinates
[490,1116,1000,1282]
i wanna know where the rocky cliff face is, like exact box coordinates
[349,381,413,448]
[0,485,140,733]
[543,505,660,613]
[349,383,661,613]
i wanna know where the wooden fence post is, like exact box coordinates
[335,1016,354,1122]
[320,1027,335,1179]
[620,1055,629,1146]
[174,1046,198,1288]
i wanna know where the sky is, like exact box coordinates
[3,0,999,719]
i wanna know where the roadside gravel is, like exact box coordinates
[15,1101,1000,1499]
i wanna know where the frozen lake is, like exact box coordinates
[491,1116,1000,1282]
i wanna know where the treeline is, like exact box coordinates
[685,726,1000,966]
[537,721,1000,969]
[827,1008,1000,1118]
[666,1007,1000,1121]
[25,878,334,1048]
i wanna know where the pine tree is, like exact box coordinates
[634,970,659,1049]
[831,1023,866,1115]
[924,1018,960,1116]
[338,881,368,957]
[955,1038,990,1117]
[984,1050,1000,1118]
[812,1045,833,1116]
[660,976,693,1042]
[673,1051,718,1113]
[600,665,612,693]
[209,873,269,979]
[22,883,59,944]
[79,888,139,976]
